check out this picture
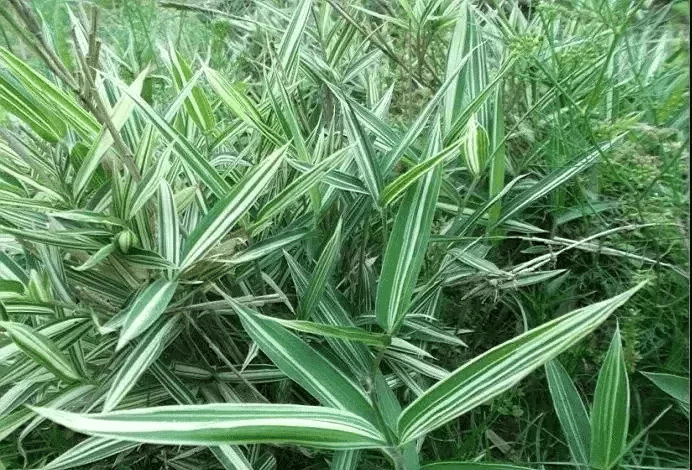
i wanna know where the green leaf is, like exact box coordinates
[494,137,623,228]
[253,315,390,348]
[397,282,646,445]
[253,150,342,230]
[0,321,81,382]
[170,49,216,133]
[641,371,690,413]
[376,122,443,333]
[590,326,630,470]
[116,78,230,197]
[0,48,100,138]
[228,298,378,423]
[342,102,383,203]
[300,218,342,320]
[226,226,309,265]
[41,437,139,470]
[73,66,149,200]
[117,279,178,351]
[545,359,591,467]
[0,72,65,141]
[380,146,452,207]
[30,404,388,449]
[104,315,183,412]
[158,180,181,268]
[72,244,115,271]
[277,0,313,81]
[181,145,286,268]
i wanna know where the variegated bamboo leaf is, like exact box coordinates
[397,282,645,444]
[30,404,388,450]
[116,279,178,351]
[590,326,629,470]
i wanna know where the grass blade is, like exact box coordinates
[545,359,591,467]
[397,282,646,444]
[590,326,630,470]
[376,122,443,333]
[104,315,183,412]
[181,145,286,268]
[30,404,388,450]
[299,218,342,320]
[117,279,178,351]
[0,321,81,382]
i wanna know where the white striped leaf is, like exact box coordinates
[116,279,178,351]
[0,48,100,138]
[330,450,361,470]
[158,180,181,268]
[284,252,372,374]
[342,102,383,203]
[149,361,255,470]
[545,359,591,467]
[0,321,81,382]
[228,298,378,424]
[42,437,139,470]
[104,315,183,412]
[380,146,453,207]
[181,145,286,268]
[590,326,629,470]
[253,151,342,230]
[170,49,216,133]
[0,73,65,142]
[376,123,443,333]
[299,218,342,320]
[30,404,388,450]
[116,80,230,197]
[226,226,309,265]
[73,66,149,200]
[252,315,390,348]
[397,282,646,445]
[277,0,313,81]
[287,159,368,195]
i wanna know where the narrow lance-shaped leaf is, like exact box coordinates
[73,66,149,200]
[41,437,139,470]
[0,48,100,138]
[641,372,690,413]
[252,150,343,231]
[376,122,443,333]
[0,73,65,141]
[545,359,591,467]
[342,102,383,203]
[0,321,81,382]
[227,297,378,424]
[253,314,390,348]
[30,404,388,450]
[116,279,178,351]
[397,282,646,445]
[300,218,342,320]
[590,326,630,470]
[380,146,452,207]
[170,48,216,132]
[181,145,287,268]
[158,180,181,268]
[116,78,230,197]
[104,315,183,412]
[277,0,313,81]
